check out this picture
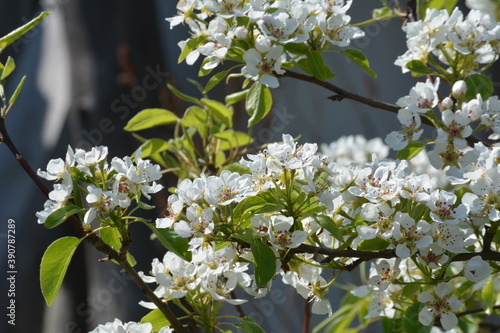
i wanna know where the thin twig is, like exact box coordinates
[278,70,487,147]
[456,305,500,317]
[0,118,50,197]
[303,298,311,333]
[279,70,401,114]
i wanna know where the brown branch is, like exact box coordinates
[303,297,311,333]
[0,118,189,333]
[290,243,500,269]
[279,70,401,114]
[278,70,487,146]
[0,118,50,197]
[456,305,500,317]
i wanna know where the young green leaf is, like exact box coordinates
[225,89,249,105]
[204,69,230,93]
[250,238,276,287]
[340,49,377,78]
[136,138,170,159]
[178,35,206,64]
[182,105,208,127]
[214,130,254,150]
[306,51,335,81]
[0,12,51,54]
[246,82,273,127]
[465,74,493,100]
[357,237,390,251]
[146,224,192,261]
[44,205,83,229]
[0,56,15,80]
[233,317,266,333]
[124,108,178,132]
[396,142,426,161]
[402,303,432,333]
[140,309,170,331]
[405,60,434,76]
[202,98,234,127]
[284,43,310,56]
[313,214,343,243]
[40,236,83,306]
[167,83,200,104]
[8,75,26,106]
[482,276,496,315]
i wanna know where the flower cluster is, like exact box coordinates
[168,0,364,87]
[139,243,251,308]
[395,7,500,74]
[36,146,163,227]
[152,132,498,329]
[90,318,172,333]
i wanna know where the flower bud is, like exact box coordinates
[234,26,248,40]
[452,80,467,98]
[441,97,454,110]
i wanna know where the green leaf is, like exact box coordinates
[8,75,26,106]
[214,130,254,150]
[225,89,249,105]
[403,303,432,333]
[465,74,493,100]
[232,196,267,222]
[221,162,250,174]
[181,105,208,127]
[137,200,156,210]
[124,108,178,132]
[40,236,82,306]
[482,276,496,315]
[423,0,458,14]
[0,12,51,54]
[1,56,15,80]
[372,7,392,19]
[136,138,169,158]
[340,49,377,78]
[313,214,343,243]
[100,227,121,250]
[402,283,421,298]
[405,60,434,76]
[231,228,255,244]
[141,308,170,331]
[146,224,192,261]
[204,69,230,93]
[44,205,83,229]
[357,237,390,251]
[284,43,310,55]
[251,238,276,287]
[305,51,335,81]
[167,83,200,104]
[246,82,273,127]
[198,60,215,77]
[178,35,206,64]
[234,317,266,333]
[99,227,137,267]
[396,142,426,161]
[202,98,233,127]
